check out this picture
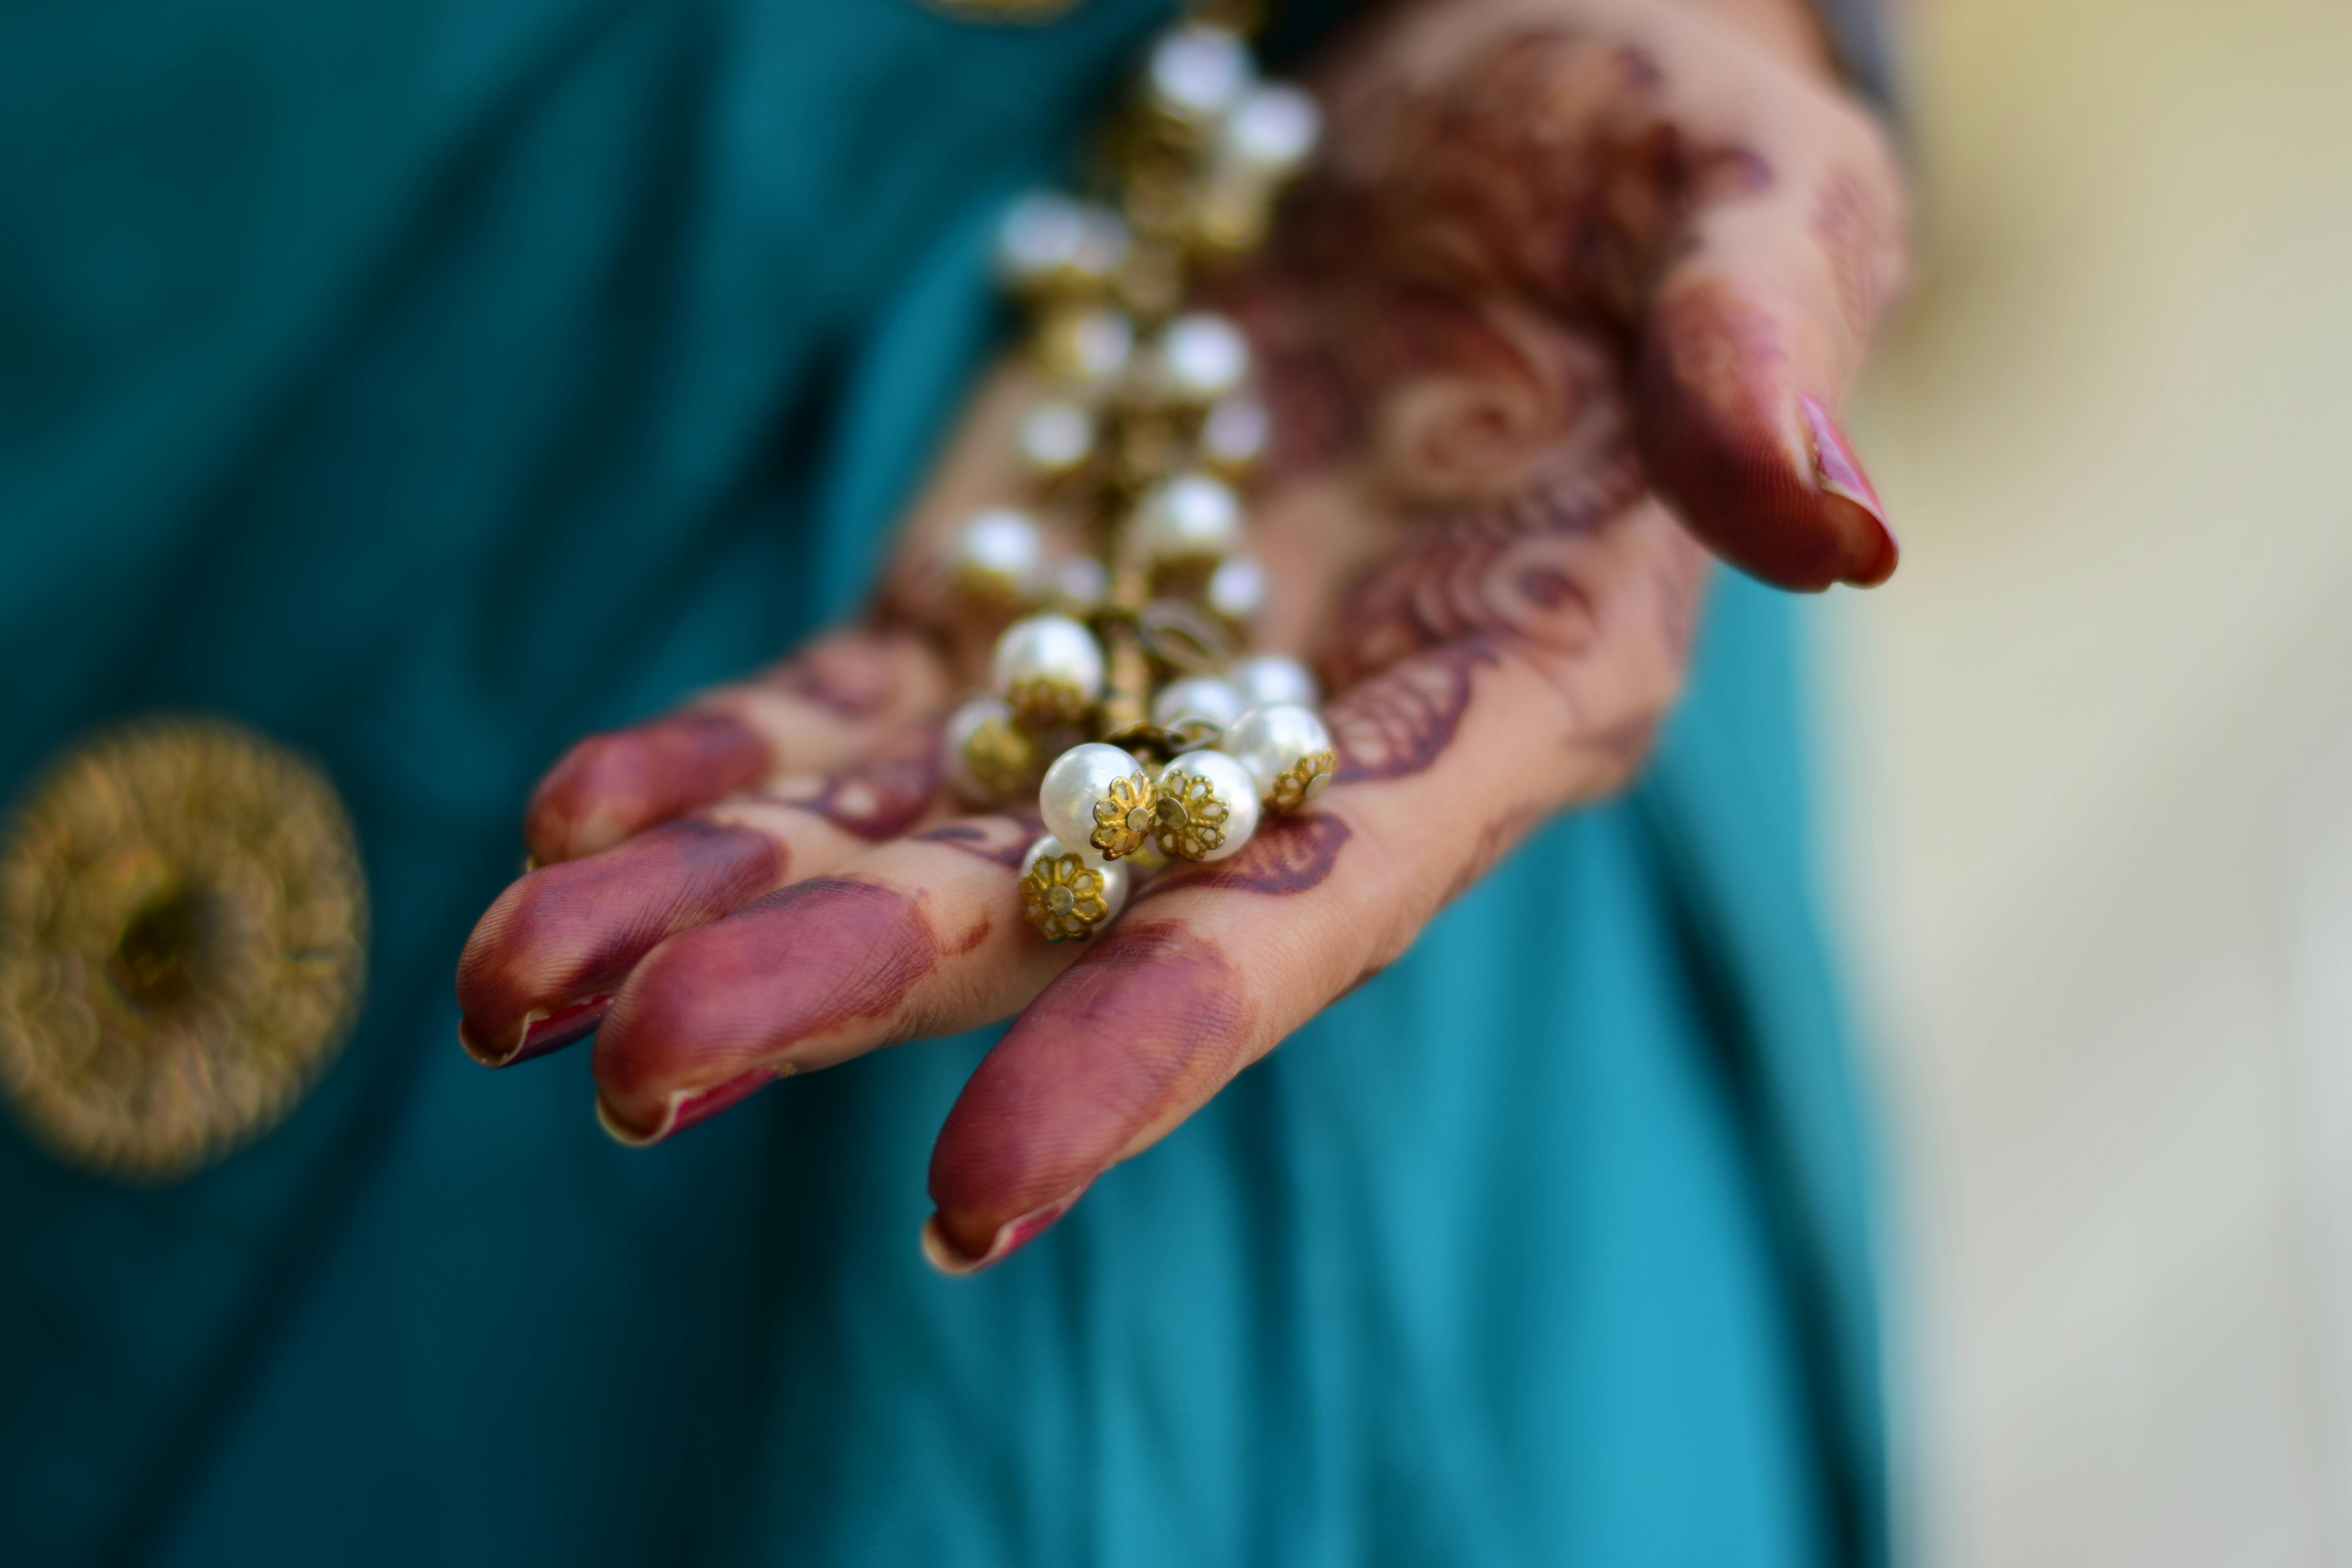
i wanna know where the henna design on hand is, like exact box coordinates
[1812,167,1899,343]
[1134,811,1353,902]
[604,877,953,1086]
[453,0,1902,1177]
[760,731,944,841]
[525,711,774,864]
[764,630,913,720]
[457,817,787,1056]
[1304,29,1768,324]
[1325,436,1642,681]
[1326,637,1501,782]
[1218,25,1765,696]
[931,918,1261,1250]
[916,809,1048,871]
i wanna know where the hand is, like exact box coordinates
[454,0,1904,1270]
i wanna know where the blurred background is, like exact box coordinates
[1826,0,2352,1561]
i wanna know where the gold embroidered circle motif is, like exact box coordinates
[0,719,367,1181]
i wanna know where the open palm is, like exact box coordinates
[456,0,1903,1272]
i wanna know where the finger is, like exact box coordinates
[457,731,948,1065]
[1625,13,1907,589]
[922,502,1706,1272]
[1303,8,1905,591]
[586,809,1088,1146]
[523,626,953,866]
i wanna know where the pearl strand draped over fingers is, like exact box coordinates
[451,0,1905,1275]
[940,24,1338,948]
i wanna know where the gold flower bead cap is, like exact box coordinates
[1267,747,1336,812]
[1006,675,1096,731]
[1021,853,1112,942]
[0,718,367,1182]
[1152,769,1232,860]
[962,714,1042,800]
[1089,771,1158,860]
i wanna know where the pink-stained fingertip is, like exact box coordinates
[1635,280,1900,592]
[920,1187,1089,1277]
[594,1063,793,1148]
[1798,393,1899,586]
[525,712,773,866]
[461,992,617,1069]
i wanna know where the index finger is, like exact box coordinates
[524,626,952,865]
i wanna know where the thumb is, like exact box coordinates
[1633,60,1906,589]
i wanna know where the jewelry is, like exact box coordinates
[934,10,1334,943]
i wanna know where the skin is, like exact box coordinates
[453,0,1907,1270]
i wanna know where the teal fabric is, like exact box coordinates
[0,2,1886,1564]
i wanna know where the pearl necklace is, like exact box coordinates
[935,15,1335,942]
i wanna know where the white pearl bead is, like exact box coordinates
[952,507,1045,596]
[1201,396,1270,473]
[991,613,1105,708]
[1049,305,1134,388]
[1070,208,1132,285]
[1228,653,1320,708]
[1051,555,1108,614]
[1151,675,1247,732]
[1223,702,1334,800]
[1154,313,1250,405]
[997,191,1085,285]
[1018,399,1096,478]
[1232,653,1327,710]
[944,696,1018,803]
[1148,25,1253,127]
[1204,555,1267,623]
[1153,748,1259,862]
[1023,833,1130,911]
[1136,472,1243,563]
[996,193,1129,290]
[1221,85,1321,176]
[1038,743,1150,856]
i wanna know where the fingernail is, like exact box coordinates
[1798,393,1900,585]
[593,1063,794,1148]
[920,1185,1090,1276]
[461,993,617,1069]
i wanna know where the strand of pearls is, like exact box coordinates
[935,13,1335,943]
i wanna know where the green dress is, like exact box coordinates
[0,2,1887,1562]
